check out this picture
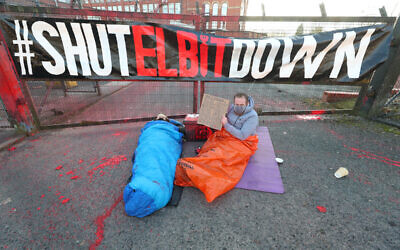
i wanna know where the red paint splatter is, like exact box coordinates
[40,194,45,198]
[59,174,63,177]
[90,193,123,250]
[37,207,41,211]
[311,110,326,115]
[66,171,74,175]
[112,131,128,136]
[101,157,107,161]
[88,155,128,181]
[78,159,84,164]
[55,165,63,170]
[59,196,65,200]
[61,198,70,204]
[317,206,327,213]
[8,147,16,151]
[345,146,400,167]
[71,176,80,180]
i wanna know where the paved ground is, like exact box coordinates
[0,114,399,249]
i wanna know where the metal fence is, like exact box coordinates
[0,97,11,128]
[375,77,400,128]
[0,4,397,129]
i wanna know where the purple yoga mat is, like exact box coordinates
[235,126,285,193]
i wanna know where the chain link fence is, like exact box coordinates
[0,97,12,128]
[27,80,193,126]
[376,76,400,127]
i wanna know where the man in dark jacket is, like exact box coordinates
[221,93,259,140]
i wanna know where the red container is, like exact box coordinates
[183,114,214,141]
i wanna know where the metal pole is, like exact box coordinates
[358,16,400,118]
[193,81,198,113]
[20,80,41,129]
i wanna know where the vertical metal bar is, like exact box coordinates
[193,81,198,113]
[200,81,205,106]
[359,16,400,118]
[352,84,368,114]
[38,81,54,115]
[20,80,41,129]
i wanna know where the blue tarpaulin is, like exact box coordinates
[123,119,184,217]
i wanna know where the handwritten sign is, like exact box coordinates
[198,94,230,130]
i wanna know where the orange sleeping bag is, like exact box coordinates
[174,128,258,202]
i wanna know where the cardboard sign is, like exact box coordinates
[198,94,230,130]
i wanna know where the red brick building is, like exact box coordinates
[82,0,249,31]
[4,0,259,37]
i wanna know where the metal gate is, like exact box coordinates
[0,4,398,129]
[0,97,11,128]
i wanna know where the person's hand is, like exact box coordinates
[221,116,228,126]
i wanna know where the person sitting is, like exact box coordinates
[221,93,259,140]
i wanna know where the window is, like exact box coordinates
[162,4,168,13]
[175,3,181,14]
[118,5,122,11]
[108,6,112,10]
[102,6,106,10]
[130,5,135,12]
[154,4,158,13]
[204,3,210,29]
[113,6,117,11]
[212,3,218,29]
[125,5,130,11]
[148,4,154,13]
[142,4,148,12]
[168,3,174,14]
[204,3,210,15]
[221,3,227,29]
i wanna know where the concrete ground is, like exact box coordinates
[0,114,399,249]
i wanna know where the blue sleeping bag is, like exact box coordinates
[123,119,184,217]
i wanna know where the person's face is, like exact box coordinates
[234,97,247,106]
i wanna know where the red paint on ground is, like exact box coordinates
[311,110,326,115]
[71,175,80,180]
[66,171,74,175]
[8,147,16,151]
[317,206,327,213]
[87,155,128,181]
[59,174,63,177]
[55,165,63,170]
[59,196,65,199]
[78,159,84,164]
[61,198,70,204]
[40,194,45,198]
[345,146,400,167]
[112,131,128,136]
[90,193,123,250]
[37,207,41,211]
